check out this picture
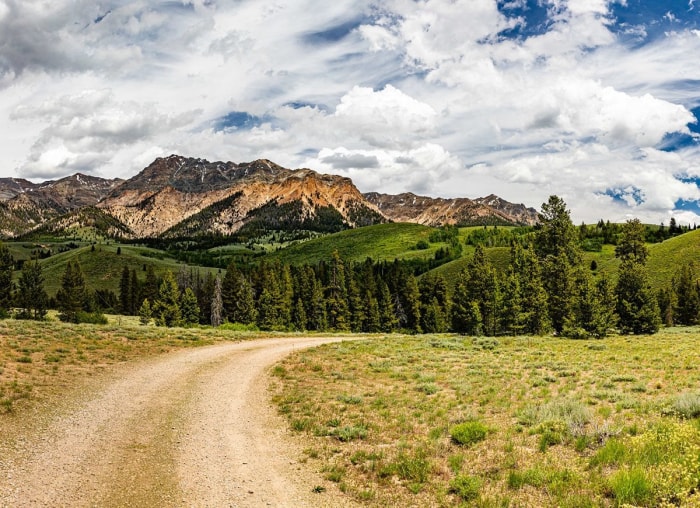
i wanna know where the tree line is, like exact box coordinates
[1,195,698,335]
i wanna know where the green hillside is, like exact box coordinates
[14,244,219,297]
[425,246,511,282]
[425,229,700,290]
[647,229,700,287]
[268,223,446,264]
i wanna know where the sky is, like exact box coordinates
[1,0,699,225]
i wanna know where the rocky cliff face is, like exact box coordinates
[97,155,385,238]
[0,174,123,236]
[364,192,538,227]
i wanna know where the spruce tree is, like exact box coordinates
[152,271,182,327]
[16,260,48,320]
[129,269,140,315]
[0,243,14,316]
[119,266,131,314]
[292,298,308,331]
[400,273,422,333]
[615,219,660,334]
[535,196,580,333]
[462,245,499,335]
[672,263,699,325]
[221,263,256,324]
[57,261,88,323]
[363,291,381,333]
[139,299,152,325]
[179,287,200,326]
[210,275,223,327]
[325,251,350,331]
[377,279,398,332]
[142,265,159,304]
[308,272,328,331]
[452,270,480,335]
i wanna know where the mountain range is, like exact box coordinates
[0,155,539,239]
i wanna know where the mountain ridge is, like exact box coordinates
[1,155,539,240]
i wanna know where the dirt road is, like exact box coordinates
[0,337,357,507]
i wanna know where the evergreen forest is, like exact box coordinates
[1,196,699,338]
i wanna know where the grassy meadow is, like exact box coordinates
[272,329,700,507]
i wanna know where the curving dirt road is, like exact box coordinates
[0,337,358,507]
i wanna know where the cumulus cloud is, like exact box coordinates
[308,144,462,195]
[12,89,199,178]
[0,0,699,224]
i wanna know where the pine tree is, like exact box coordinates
[422,297,448,333]
[179,287,200,326]
[0,243,14,316]
[57,261,88,323]
[347,274,365,332]
[129,269,140,315]
[139,298,152,325]
[325,252,350,331]
[461,245,499,335]
[564,268,615,338]
[16,260,48,320]
[615,219,660,334]
[119,266,131,314]
[198,272,216,325]
[377,279,398,332]
[614,218,648,264]
[452,270,479,335]
[657,287,675,327]
[210,275,223,327]
[142,265,159,304]
[509,243,550,335]
[308,272,328,331]
[500,271,522,335]
[152,271,182,327]
[535,196,581,334]
[292,298,308,331]
[419,273,451,333]
[363,291,381,333]
[400,273,422,333]
[672,263,700,325]
[221,263,256,324]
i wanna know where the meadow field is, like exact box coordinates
[3,317,700,507]
[272,329,700,507]
[0,315,266,414]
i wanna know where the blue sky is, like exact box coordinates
[0,0,699,224]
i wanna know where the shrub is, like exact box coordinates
[449,474,481,501]
[671,392,700,419]
[332,424,367,442]
[450,421,489,447]
[519,399,592,431]
[76,311,108,325]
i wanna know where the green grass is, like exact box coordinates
[646,229,700,289]
[13,244,219,296]
[272,328,700,506]
[268,223,446,264]
[424,246,511,282]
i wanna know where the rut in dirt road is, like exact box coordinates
[0,337,358,508]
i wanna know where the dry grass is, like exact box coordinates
[272,328,700,507]
[0,314,272,414]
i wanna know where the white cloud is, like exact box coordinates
[308,143,462,195]
[0,0,698,225]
